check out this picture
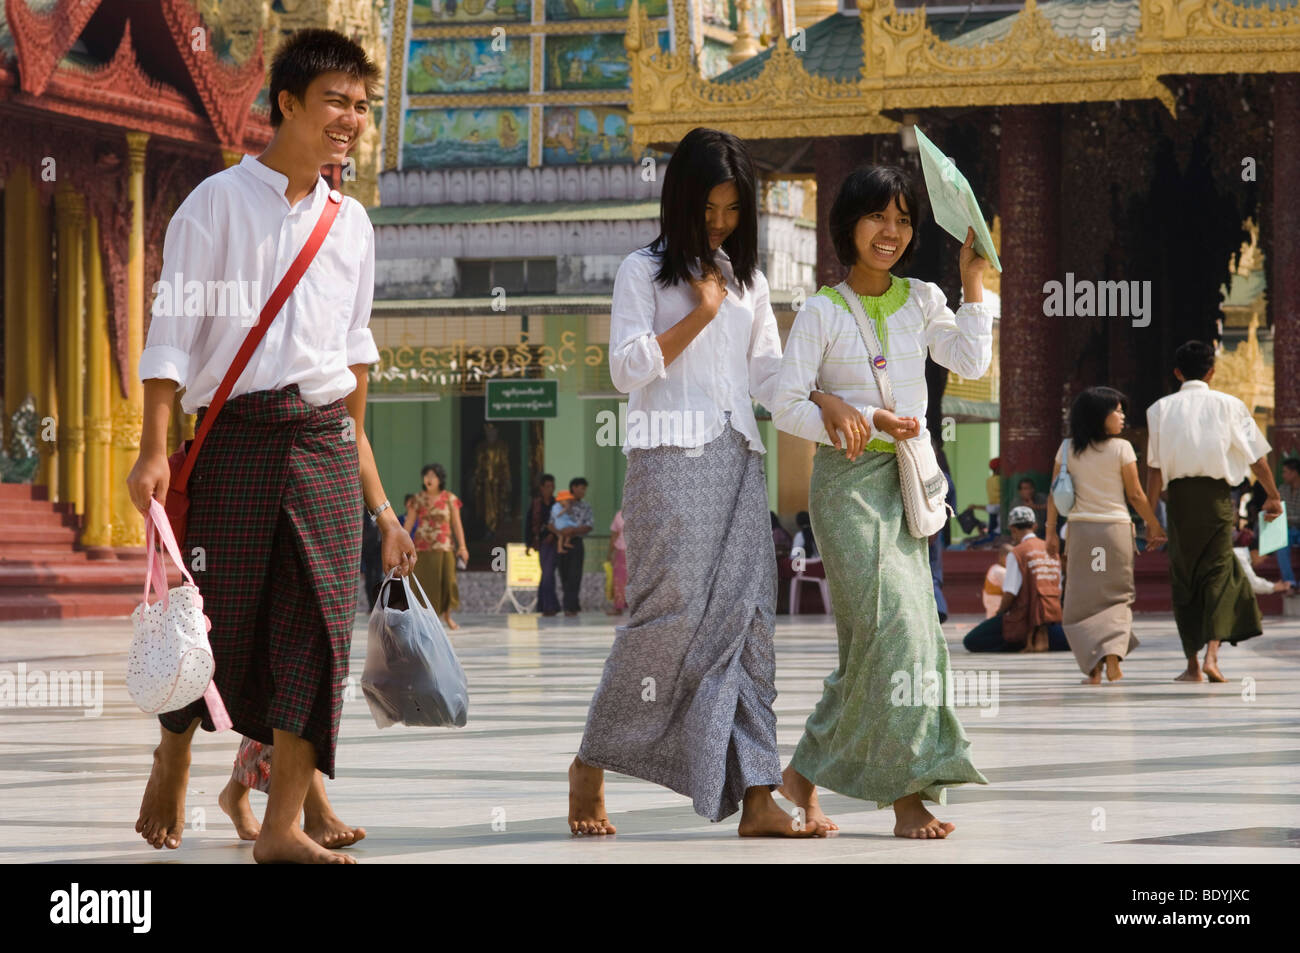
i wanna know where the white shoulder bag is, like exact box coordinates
[127,498,232,727]
[835,281,953,539]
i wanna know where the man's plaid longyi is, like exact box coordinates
[159,385,362,777]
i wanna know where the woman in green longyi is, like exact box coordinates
[770,166,995,838]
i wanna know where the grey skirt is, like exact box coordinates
[577,421,782,822]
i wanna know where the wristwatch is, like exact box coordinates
[369,500,392,522]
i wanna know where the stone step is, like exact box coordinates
[0,592,140,621]
[0,483,48,501]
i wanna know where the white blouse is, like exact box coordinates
[139,155,380,414]
[771,279,995,447]
[608,246,782,454]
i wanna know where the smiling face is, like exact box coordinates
[852,194,913,272]
[705,180,740,251]
[278,70,369,167]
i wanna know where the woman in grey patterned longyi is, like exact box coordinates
[567,128,826,837]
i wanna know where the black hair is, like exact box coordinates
[268,28,380,127]
[770,511,782,530]
[649,127,758,292]
[570,477,588,490]
[1069,386,1128,456]
[829,165,922,270]
[1018,478,1035,491]
[1174,340,1216,381]
[403,493,416,504]
[1284,459,1300,474]
[421,463,447,492]
[539,473,555,487]
[795,510,818,558]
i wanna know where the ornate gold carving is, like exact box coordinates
[111,403,143,450]
[125,131,149,175]
[86,416,113,445]
[628,0,1300,145]
[386,0,410,172]
[112,514,145,547]
[59,424,85,454]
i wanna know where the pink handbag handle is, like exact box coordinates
[141,498,231,731]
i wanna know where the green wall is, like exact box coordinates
[365,396,460,511]
[947,421,998,539]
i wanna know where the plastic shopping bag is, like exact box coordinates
[361,569,469,728]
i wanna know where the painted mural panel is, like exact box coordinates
[411,0,531,24]
[408,37,531,93]
[542,107,636,164]
[544,34,632,90]
[544,0,667,20]
[403,107,529,168]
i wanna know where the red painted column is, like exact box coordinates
[998,105,1063,500]
[1272,76,1300,461]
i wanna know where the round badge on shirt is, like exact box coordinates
[872,355,888,370]
[328,188,343,204]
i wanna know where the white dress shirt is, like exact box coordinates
[139,155,380,414]
[771,279,995,448]
[1146,380,1270,485]
[1002,531,1037,597]
[608,246,782,455]
[1233,547,1276,595]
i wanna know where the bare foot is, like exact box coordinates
[253,826,355,864]
[304,811,366,848]
[1174,663,1203,682]
[1105,655,1123,682]
[892,793,955,839]
[1082,661,1102,686]
[218,779,261,841]
[737,788,826,838]
[776,765,838,832]
[444,615,459,631]
[136,744,191,850]
[568,757,616,835]
[1203,662,1226,683]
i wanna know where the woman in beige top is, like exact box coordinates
[1046,387,1166,684]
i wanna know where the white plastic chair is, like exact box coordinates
[789,569,831,615]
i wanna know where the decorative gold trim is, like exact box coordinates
[532,33,543,92]
[409,90,628,107]
[628,0,1300,147]
[529,104,542,167]
[385,0,411,170]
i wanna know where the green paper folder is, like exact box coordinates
[914,125,1002,273]
[1258,502,1288,556]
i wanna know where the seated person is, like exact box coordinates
[964,506,1068,653]
[1234,546,1294,596]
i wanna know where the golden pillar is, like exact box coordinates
[9,166,58,487]
[54,185,87,512]
[3,168,30,433]
[111,131,148,547]
[83,213,114,550]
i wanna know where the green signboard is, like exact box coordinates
[485,379,558,420]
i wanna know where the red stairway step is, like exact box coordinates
[0,592,141,621]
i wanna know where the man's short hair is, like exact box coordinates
[268,29,380,127]
[570,477,588,490]
[1174,340,1216,381]
[1284,458,1300,474]
[1018,478,1035,490]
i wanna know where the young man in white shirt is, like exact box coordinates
[126,29,415,863]
[1145,340,1283,683]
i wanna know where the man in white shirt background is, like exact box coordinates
[126,29,414,863]
[1145,340,1283,683]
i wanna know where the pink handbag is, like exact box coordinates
[126,498,232,728]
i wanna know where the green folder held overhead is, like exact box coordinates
[914,125,1002,273]
[1258,502,1288,556]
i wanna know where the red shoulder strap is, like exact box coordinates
[174,187,343,490]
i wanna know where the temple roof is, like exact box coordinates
[953,0,1142,46]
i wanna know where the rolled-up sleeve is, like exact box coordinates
[1233,399,1271,463]
[346,217,380,366]
[921,280,995,380]
[139,207,212,387]
[608,252,667,394]
[746,271,783,409]
[771,299,832,444]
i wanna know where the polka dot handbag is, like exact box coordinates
[126,499,232,727]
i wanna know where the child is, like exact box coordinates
[551,490,579,553]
